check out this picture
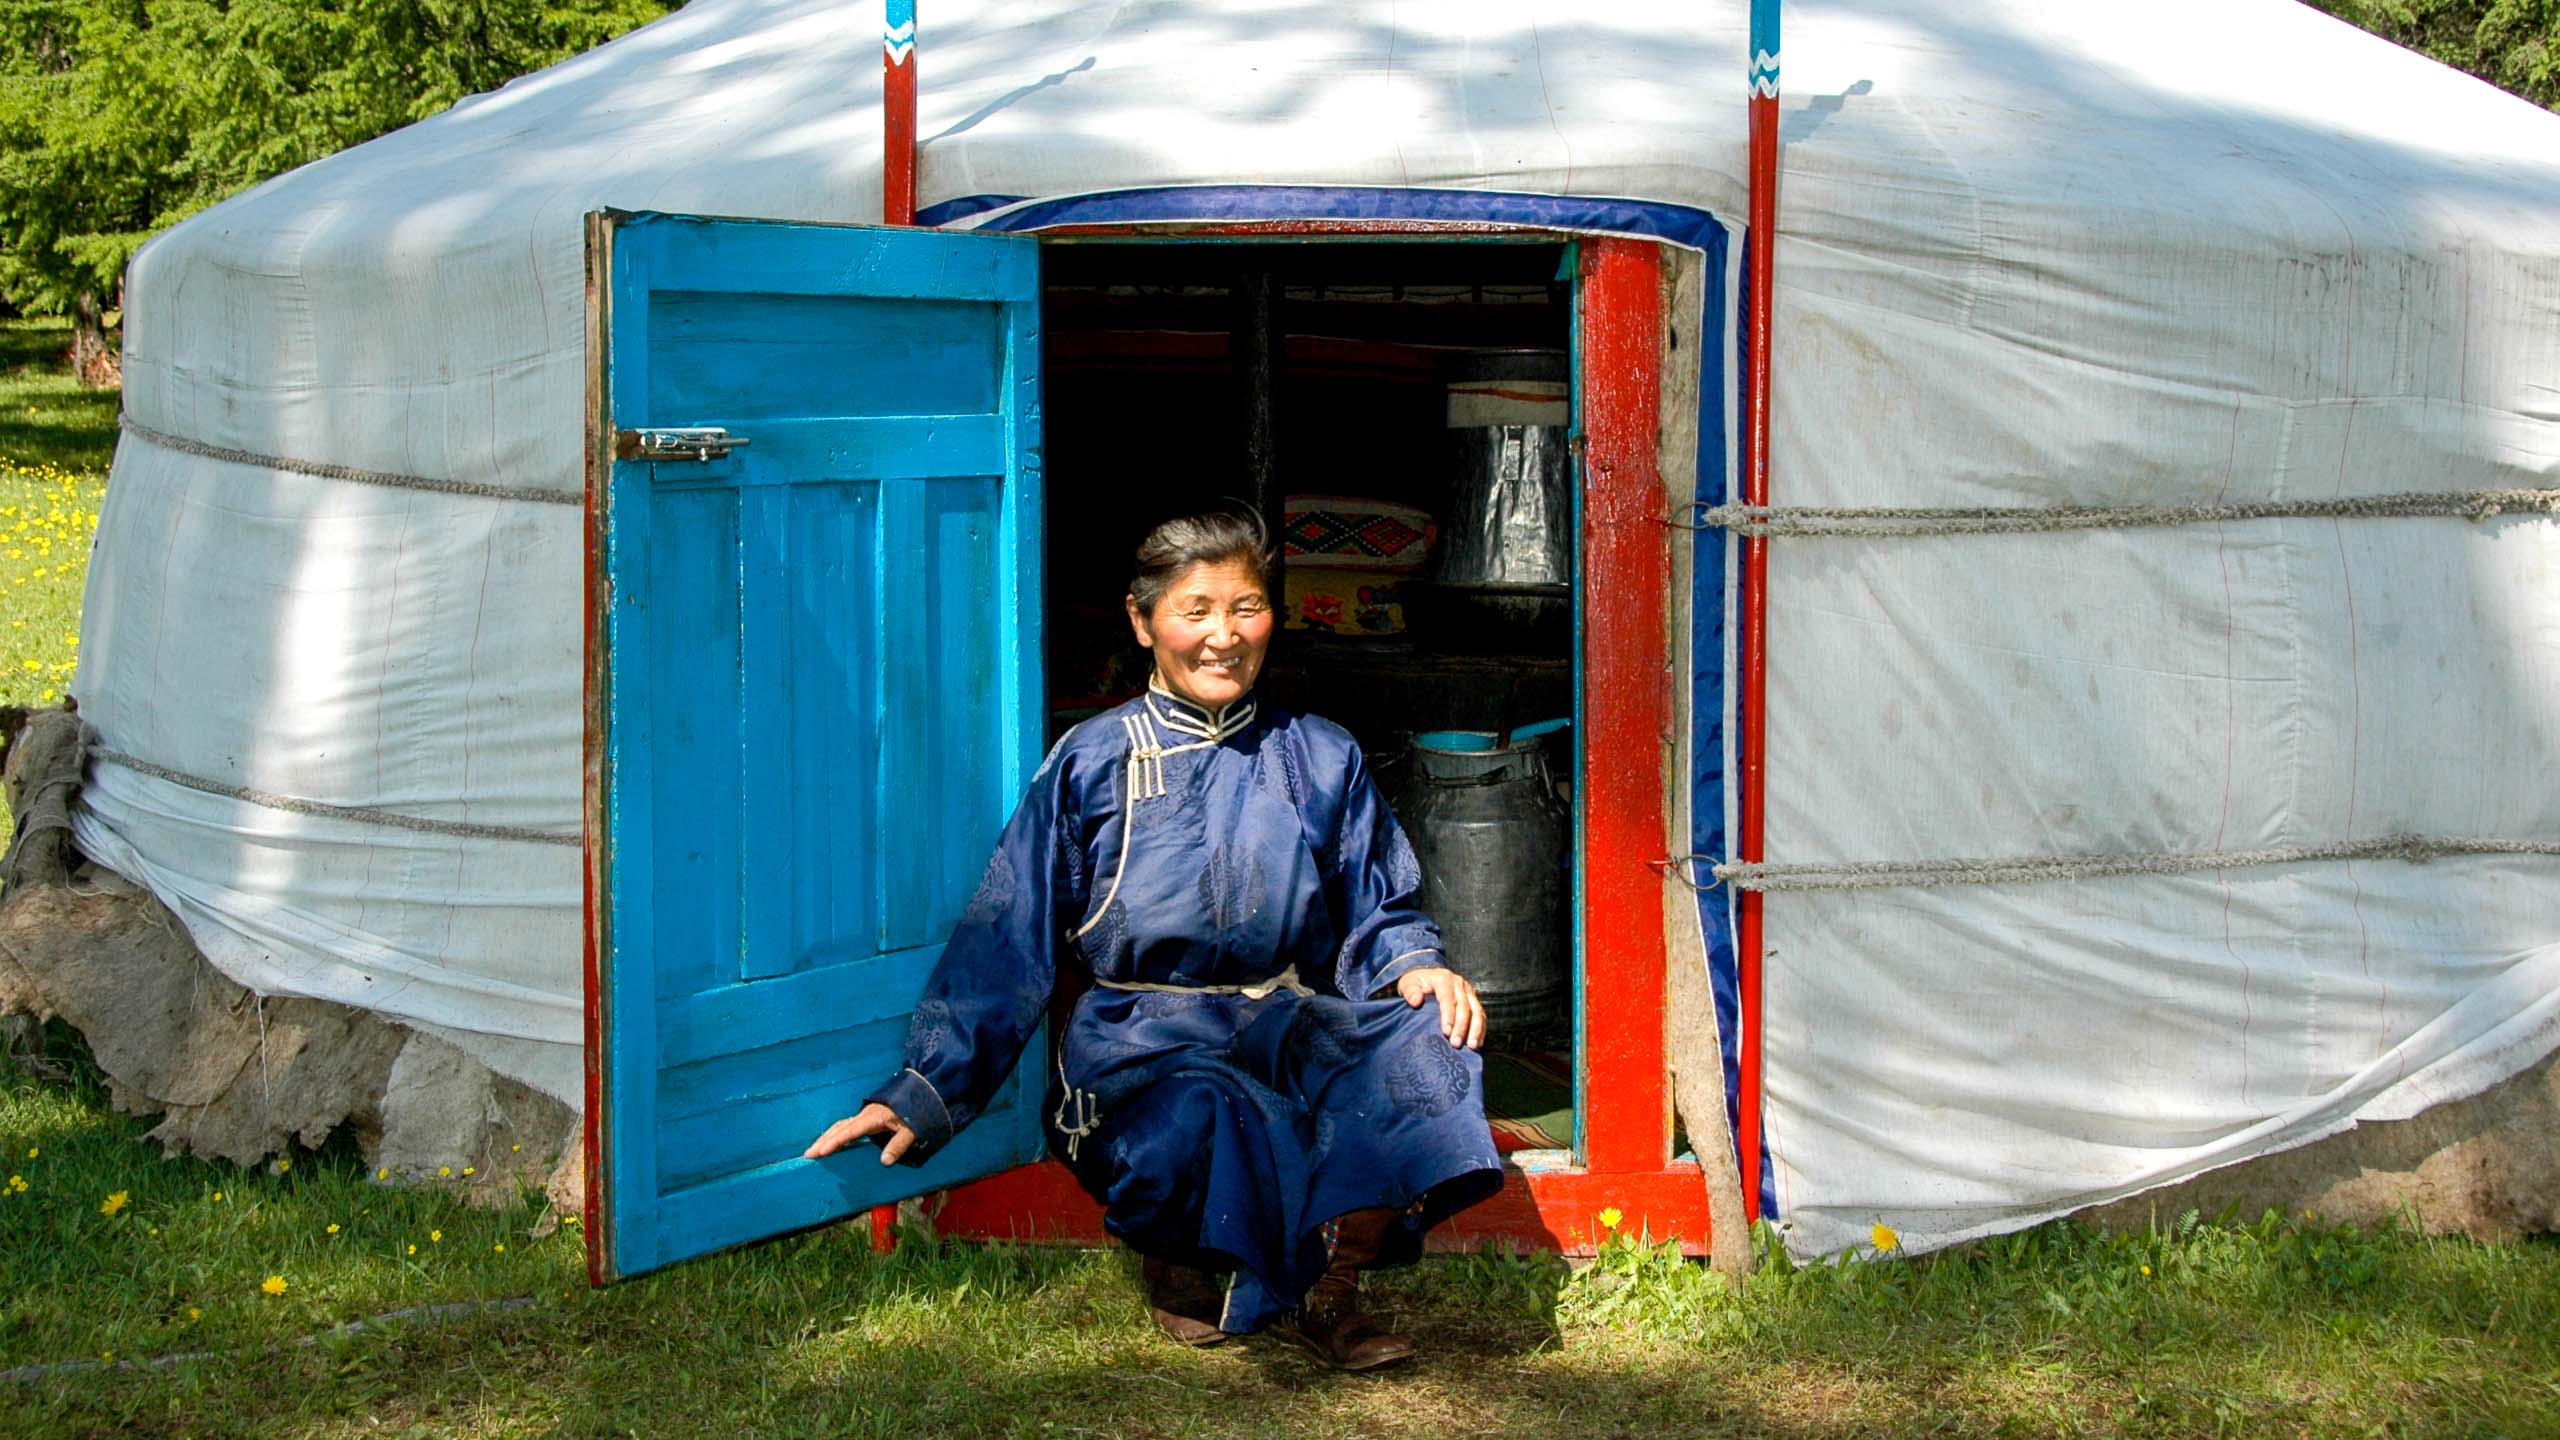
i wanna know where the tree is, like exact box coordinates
[2308,0,2560,110]
[0,1,680,386]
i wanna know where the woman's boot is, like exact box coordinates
[1141,1256,1229,1346]
[1284,1207,1415,1371]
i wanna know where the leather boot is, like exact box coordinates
[1142,1256,1229,1347]
[1283,1207,1416,1371]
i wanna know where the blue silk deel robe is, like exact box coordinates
[865,684,1503,1332]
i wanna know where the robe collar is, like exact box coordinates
[1143,676,1258,747]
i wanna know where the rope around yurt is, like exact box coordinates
[119,417,581,506]
[90,747,580,847]
[1676,487,2560,893]
[1662,833,2560,894]
[1686,488,2560,538]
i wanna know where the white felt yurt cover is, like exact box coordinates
[72,0,2560,1257]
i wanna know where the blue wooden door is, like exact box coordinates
[585,211,1045,1280]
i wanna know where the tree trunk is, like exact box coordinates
[69,291,118,389]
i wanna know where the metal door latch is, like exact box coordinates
[617,426,750,462]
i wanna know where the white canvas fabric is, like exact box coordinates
[71,0,2560,1256]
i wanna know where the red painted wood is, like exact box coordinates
[1576,237,1670,1178]
[1738,90,1779,1225]
[883,55,917,226]
[580,216,613,1285]
[932,1159,1709,1258]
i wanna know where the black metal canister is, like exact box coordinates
[1390,732,1570,1037]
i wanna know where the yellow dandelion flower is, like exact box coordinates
[100,1190,130,1216]
[376,1168,389,1180]
[511,1144,521,1153]
[275,1158,290,1174]
[38,690,53,703]
[430,1230,442,1243]
[562,1214,580,1226]
[261,1275,288,1296]
[1597,1206,1624,1231]
[407,1244,417,1256]
[18,659,34,671]
[438,1167,451,1178]
[1870,1223,1900,1253]
[185,1306,201,1323]
[493,1243,505,1254]
[211,1191,223,1202]
[100,1351,112,1363]
[462,1166,475,1177]
[326,1223,340,1235]
[2141,1264,2152,1276]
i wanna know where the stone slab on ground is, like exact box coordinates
[0,872,578,1209]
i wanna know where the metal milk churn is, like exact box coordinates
[1390,730,1570,1037]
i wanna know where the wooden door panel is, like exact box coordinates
[587,212,1044,1281]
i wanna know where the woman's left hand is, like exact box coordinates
[1394,966,1486,1050]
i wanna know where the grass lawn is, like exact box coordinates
[5,1032,2559,1439]
[0,317,120,478]
[0,316,111,859]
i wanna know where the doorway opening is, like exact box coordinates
[1037,237,1581,1159]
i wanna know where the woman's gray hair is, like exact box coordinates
[1128,506,1278,616]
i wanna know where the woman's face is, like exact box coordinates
[1126,557,1274,712]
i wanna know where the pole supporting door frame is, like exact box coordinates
[884,0,918,227]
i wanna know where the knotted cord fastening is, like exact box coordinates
[1052,1081,1104,1161]
[1073,692,1258,941]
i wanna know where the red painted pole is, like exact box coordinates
[1578,238,1670,1178]
[870,4,918,1250]
[883,0,917,226]
[1737,8,1780,1225]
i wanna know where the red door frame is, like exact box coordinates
[926,226,1708,1257]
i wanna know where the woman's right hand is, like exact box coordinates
[803,1101,917,1166]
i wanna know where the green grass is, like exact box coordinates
[0,315,112,858]
[5,1031,2558,1439]
[0,316,120,478]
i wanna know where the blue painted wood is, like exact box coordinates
[599,212,1044,1280]
[1750,0,1781,96]
[656,940,940,1069]
[604,235,664,1275]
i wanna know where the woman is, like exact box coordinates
[806,508,1501,1371]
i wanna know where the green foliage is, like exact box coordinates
[0,1,681,320]
[2311,0,2560,109]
